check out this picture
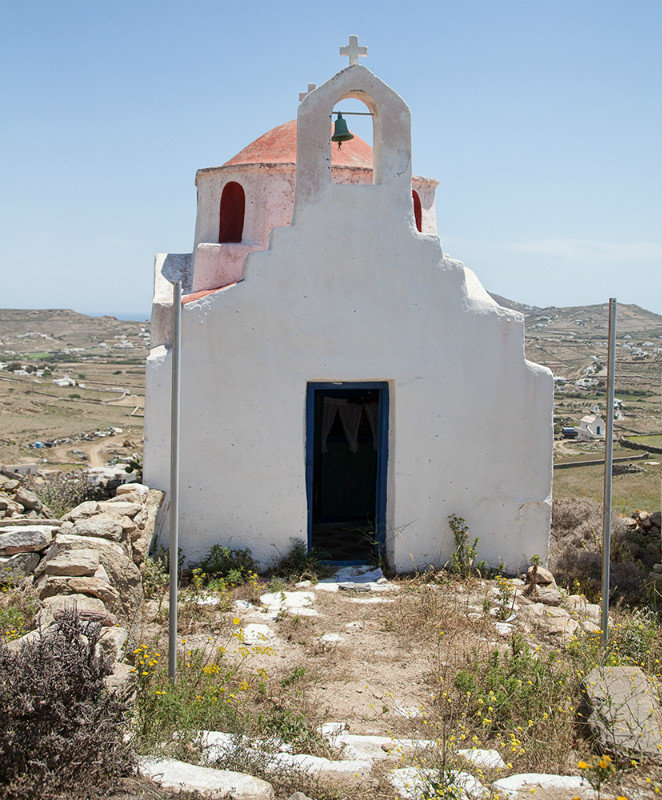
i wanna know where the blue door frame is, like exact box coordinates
[305,381,389,565]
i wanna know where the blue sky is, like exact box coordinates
[1,0,660,318]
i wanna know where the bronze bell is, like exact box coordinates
[331,113,354,148]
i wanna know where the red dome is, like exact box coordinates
[223,120,373,169]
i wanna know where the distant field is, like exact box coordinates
[627,433,662,448]
[553,461,660,514]
[0,367,144,466]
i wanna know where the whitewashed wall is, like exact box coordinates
[145,65,553,572]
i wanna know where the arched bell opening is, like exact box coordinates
[219,181,245,243]
[330,93,376,185]
[412,190,422,232]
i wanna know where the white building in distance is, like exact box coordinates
[53,374,76,388]
[578,415,606,441]
[144,41,554,571]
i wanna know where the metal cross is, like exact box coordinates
[299,83,317,101]
[340,35,367,66]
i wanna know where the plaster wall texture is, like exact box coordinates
[190,132,438,293]
[150,253,191,348]
[194,167,295,252]
[145,65,553,571]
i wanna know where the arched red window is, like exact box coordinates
[412,190,422,233]
[219,182,245,243]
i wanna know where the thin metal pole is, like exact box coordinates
[601,298,617,651]
[168,280,182,683]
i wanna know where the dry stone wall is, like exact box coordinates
[1,478,163,696]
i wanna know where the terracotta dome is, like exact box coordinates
[223,119,374,169]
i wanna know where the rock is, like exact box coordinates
[495,622,513,636]
[394,705,423,718]
[43,548,99,577]
[323,731,429,761]
[540,607,579,641]
[71,512,126,542]
[62,501,101,521]
[7,628,43,652]
[339,583,371,592]
[583,666,662,764]
[288,793,314,800]
[318,722,347,737]
[318,633,343,644]
[14,487,41,511]
[105,660,137,700]
[129,488,163,566]
[654,563,662,574]
[531,584,562,606]
[0,497,23,515]
[457,748,507,770]
[492,773,595,798]
[96,500,143,518]
[526,565,555,585]
[36,575,121,610]
[651,510,661,527]
[138,757,275,799]
[98,625,129,663]
[39,593,117,627]
[2,479,20,491]
[0,551,40,581]
[55,533,143,636]
[638,511,652,529]
[389,767,485,800]
[268,752,371,784]
[0,526,53,555]
[107,491,143,505]
[242,624,274,644]
[260,591,315,616]
[565,594,600,620]
[116,482,149,499]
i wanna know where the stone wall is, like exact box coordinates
[1,481,164,696]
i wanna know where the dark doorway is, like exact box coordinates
[306,382,388,563]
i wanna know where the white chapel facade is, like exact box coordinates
[144,40,554,570]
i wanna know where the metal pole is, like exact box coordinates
[168,280,182,682]
[601,298,616,651]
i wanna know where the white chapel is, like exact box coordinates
[144,39,554,570]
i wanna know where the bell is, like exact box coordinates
[331,113,354,148]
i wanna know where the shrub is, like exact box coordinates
[132,632,272,751]
[124,453,143,482]
[0,581,39,640]
[141,554,169,601]
[551,498,659,606]
[0,609,135,799]
[269,539,333,583]
[569,606,662,679]
[446,514,482,577]
[453,636,571,735]
[25,470,107,518]
[199,545,257,585]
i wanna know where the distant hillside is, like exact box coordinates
[0,309,149,356]
[488,295,662,339]
[0,302,659,383]
[488,293,540,316]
